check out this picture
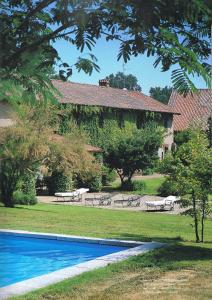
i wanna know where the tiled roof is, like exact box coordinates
[168,89,212,131]
[52,80,178,114]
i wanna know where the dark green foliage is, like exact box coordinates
[105,123,163,187]
[174,129,193,146]
[60,104,163,153]
[102,166,117,186]
[22,173,36,196]
[47,172,73,196]
[159,130,212,242]
[158,177,178,196]
[13,191,37,205]
[149,86,172,104]
[76,174,102,192]
[206,116,212,148]
[121,181,134,191]
[107,72,141,91]
[142,168,154,175]
[132,180,146,192]
[121,180,146,192]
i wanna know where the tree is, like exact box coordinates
[0,0,211,104]
[160,130,212,243]
[174,129,194,147]
[105,123,163,188]
[149,86,172,104]
[0,105,99,207]
[107,72,141,91]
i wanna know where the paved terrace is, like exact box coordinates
[38,194,185,215]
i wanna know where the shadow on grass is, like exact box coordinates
[110,232,184,243]
[125,243,212,270]
[10,206,56,213]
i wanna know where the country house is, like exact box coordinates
[0,79,179,159]
[53,79,178,159]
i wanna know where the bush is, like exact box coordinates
[76,174,102,192]
[22,173,36,195]
[102,166,117,185]
[13,191,37,205]
[132,180,146,191]
[121,180,146,192]
[47,171,73,195]
[142,168,154,175]
[158,177,178,196]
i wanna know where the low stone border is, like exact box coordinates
[0,229,165,299]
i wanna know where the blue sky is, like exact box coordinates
[54,37,207,95]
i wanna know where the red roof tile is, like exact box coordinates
[168,89,212,131]
[52,80,178,114]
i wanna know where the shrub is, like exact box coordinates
[142,168,154,175]
[158,177,178,196]
[22,173,36,195]
[76,174,102,192]
[121,181,133,191]
[47,171,73,195]
[121,180,146,192]
[132,180,146,191]
[102,166,117,185]
[13,191,37,205]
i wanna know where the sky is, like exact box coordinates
[54,37,207,95]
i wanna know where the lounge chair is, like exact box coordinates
[145,195,180,211]
[85,194,112,206]
[98,194,112,206]
[55,188,89,202]
[114,195,141,207]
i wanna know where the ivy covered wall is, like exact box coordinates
[59,103,165,152]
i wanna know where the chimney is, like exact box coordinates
[99,78,109,87]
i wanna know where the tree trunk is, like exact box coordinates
[192,191,200,243]
[201,195,206,243]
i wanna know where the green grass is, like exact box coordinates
[137,176,165,195]
[0,203,212,300]
[105,176,165,195]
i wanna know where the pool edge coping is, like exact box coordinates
[0,229,165,299]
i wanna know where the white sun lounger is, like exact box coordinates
[55,188,89,202]
[146,195,180,211]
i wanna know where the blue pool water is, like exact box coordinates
[0,233,128,287]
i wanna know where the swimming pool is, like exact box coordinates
[0,232,128,287]
[0,230,163,299]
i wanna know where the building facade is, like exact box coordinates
[0,80,179,159]
[53,80,178,159]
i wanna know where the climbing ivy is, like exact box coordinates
[59,104,163,153]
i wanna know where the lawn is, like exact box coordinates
[137,176,165,195]
[0,203,212,300]
[105,176,165,195]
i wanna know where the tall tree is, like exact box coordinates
[0,0,211,104]
[149,86,172,104]
[160,130,212,243]
[0,104,99,207]
[107,72,142,91]
[105,123,163,188]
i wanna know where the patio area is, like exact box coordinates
[37,193,185,215]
